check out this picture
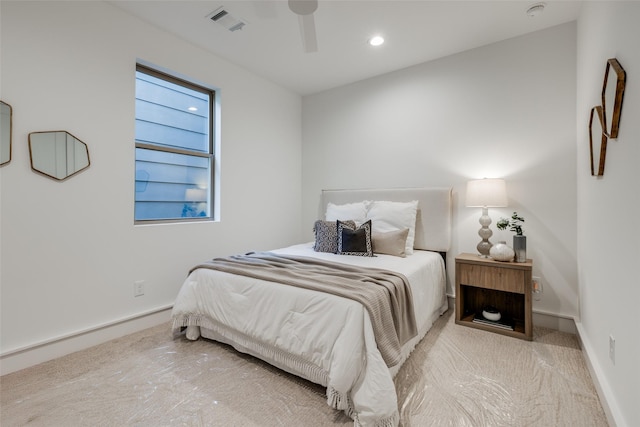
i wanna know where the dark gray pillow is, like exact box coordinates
[313,220,355,253]
[337,220,373,257]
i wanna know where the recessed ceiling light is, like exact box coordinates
[369,36,384,47]
[188,106,198,112]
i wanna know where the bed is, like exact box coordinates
[171,187,452,427]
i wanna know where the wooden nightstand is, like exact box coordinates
[455,253,533,340]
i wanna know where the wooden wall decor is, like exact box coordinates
[589,106,607,177]
[601,58,626,139]
[589,58,626,177]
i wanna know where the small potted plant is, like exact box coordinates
[497,212,527,262]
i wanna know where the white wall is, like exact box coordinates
[576,3,640,426]
[0,1,302,373]
[302,23,578,319]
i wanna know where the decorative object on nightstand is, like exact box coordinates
[482,306,501,321]
[497,212,527,263]
[489,241,515,262]
[513,235,526,263]
[465,178,508,258]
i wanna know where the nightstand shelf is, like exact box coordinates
[455,253,533,340]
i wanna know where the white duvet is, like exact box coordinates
[171,242,447,427]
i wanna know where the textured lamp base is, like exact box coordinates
[476,240,492,258]
[476,207,493,257]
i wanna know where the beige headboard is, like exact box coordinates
[321,187,452,253]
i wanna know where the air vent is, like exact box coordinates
[207,7,247,32]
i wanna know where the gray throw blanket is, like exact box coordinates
[190,252,417,367]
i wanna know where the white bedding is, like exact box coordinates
[172,242,447,427]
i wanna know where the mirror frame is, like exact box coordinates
[589,106,608,177]
[28,130,91,181]
[601,58,626,139]
[0,101,12,166]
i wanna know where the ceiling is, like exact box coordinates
[110,1,583,95]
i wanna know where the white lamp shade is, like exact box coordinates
[466,178,508,207]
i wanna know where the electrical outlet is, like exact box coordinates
[134,280,145,297]
[609,335,615,364]
[532,276,543,301]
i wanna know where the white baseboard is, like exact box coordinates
[532,309,577,334]
[446,295,455,310]
[575,321,623,427]
[0,305,173,376]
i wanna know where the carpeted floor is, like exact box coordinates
[1,310,608,426]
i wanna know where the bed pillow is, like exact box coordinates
[372,228,409,257]
[337,220,373,257]
[325,201,368,226]
[313,220,355,253]
[366,200,419,255]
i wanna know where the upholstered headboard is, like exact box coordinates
[321,187,452,253]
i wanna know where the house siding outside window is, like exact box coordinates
[134,64,215,223]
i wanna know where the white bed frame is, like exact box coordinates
[321,187,452,252]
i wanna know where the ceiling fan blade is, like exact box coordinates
[289,0,318,53]
[288,0,317,16]
[298,14,317,53]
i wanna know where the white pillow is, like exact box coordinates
[325,201,368,225]
[366,200,419,255]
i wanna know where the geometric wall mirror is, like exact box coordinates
[601,58,626,139]
[1,101,12,166]
[28,131,90,181]
[589,106,607,177]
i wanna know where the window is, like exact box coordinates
[135,65,214,223]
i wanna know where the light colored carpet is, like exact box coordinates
[1,310,607,426]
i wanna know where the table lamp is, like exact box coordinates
[466,178,507,257]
